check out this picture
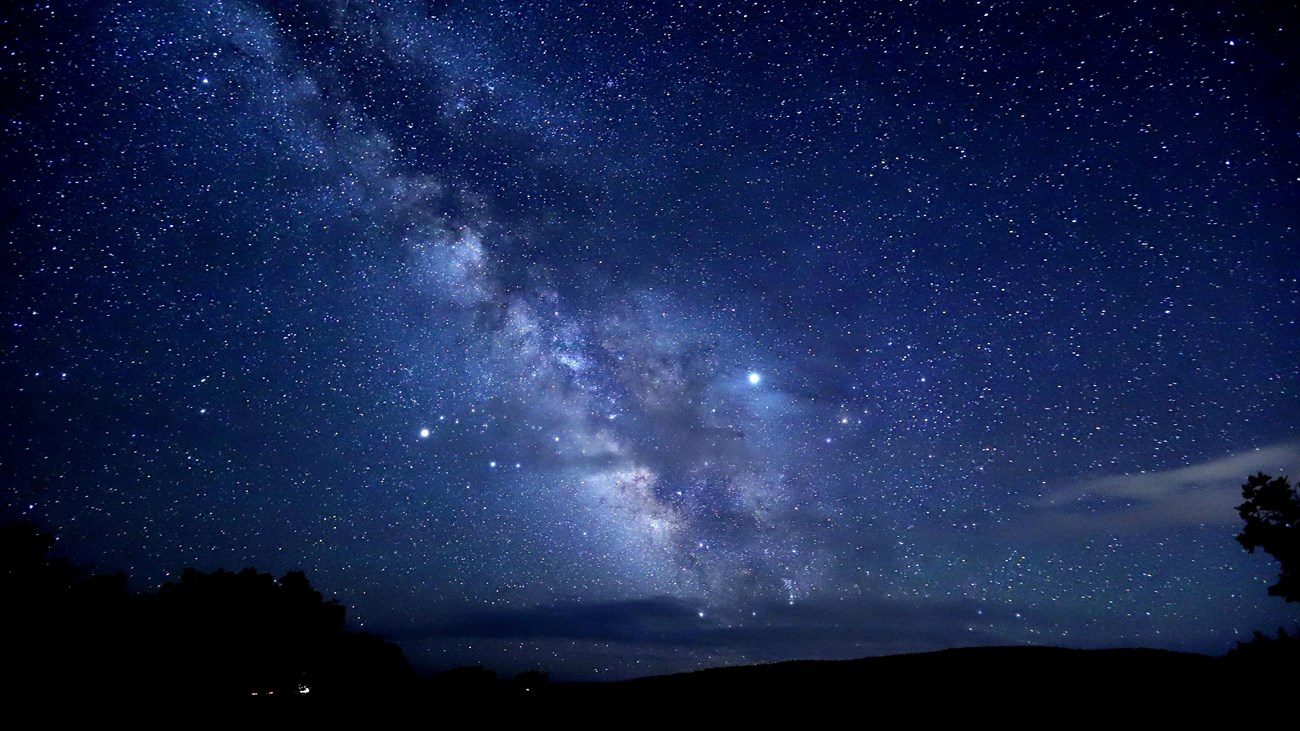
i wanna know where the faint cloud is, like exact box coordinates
[1022,440,1300,539]
[396,594,1022,666]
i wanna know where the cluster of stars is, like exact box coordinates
[2,0,1295,681]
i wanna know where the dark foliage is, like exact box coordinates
[1228,627,1300,663]
[0,522,131,703]
[138,566,413,702]
[1236,472,1300,602]
[0,522,413,709]
[515,669,548,691]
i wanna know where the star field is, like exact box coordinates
[2,1,1297,679]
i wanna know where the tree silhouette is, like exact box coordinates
[1236,472,1300,602]
[1,522,414,708]
[0,522,131,703]
[142,567,412,701]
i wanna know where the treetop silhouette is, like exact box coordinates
[1236,472,1299,602]
[1,521,413,707]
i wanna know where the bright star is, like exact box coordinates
[748,372,761,385]
[419,428,430,438]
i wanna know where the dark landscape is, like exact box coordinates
[4,513,1297,718]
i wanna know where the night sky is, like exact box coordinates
[3,1,1297,680]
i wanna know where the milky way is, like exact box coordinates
[3,1,1297,679]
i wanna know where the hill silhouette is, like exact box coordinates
[533,645,1285,722]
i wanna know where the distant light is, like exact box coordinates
[419,428,430,438]
[747,372,761,385]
